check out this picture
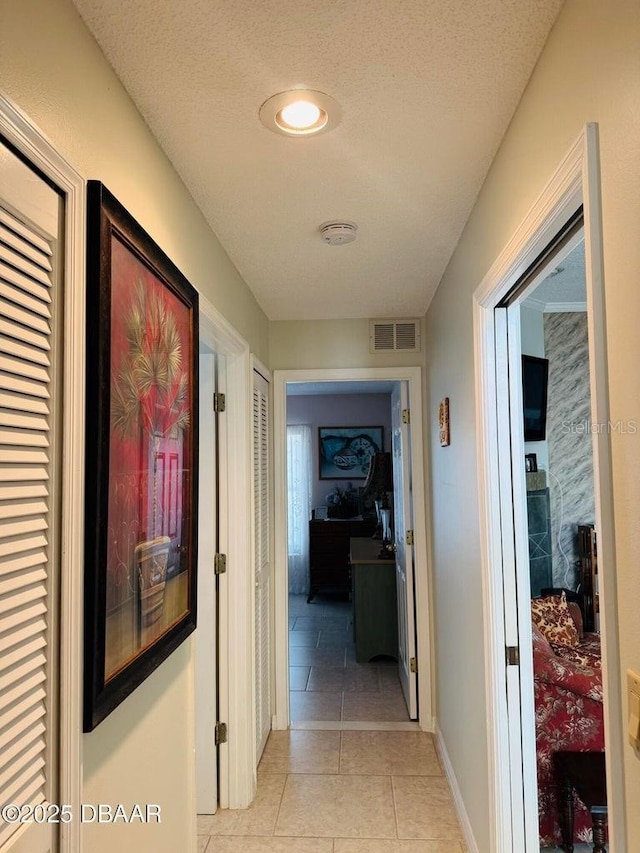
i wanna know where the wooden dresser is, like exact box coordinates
[308,518,376,602]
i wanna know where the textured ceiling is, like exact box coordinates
[71,0,564,321]
[530,241,586,307]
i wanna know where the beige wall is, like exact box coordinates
[425,0,640,849]
[271,318,426,369]
[0,1,269,851]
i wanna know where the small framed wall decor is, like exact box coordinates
[439,397,450,446]
[84,181,199,731]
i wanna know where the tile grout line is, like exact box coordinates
[390,772,400,840]
[271,771,288,838]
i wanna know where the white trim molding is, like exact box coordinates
[434,725,480,853]
[473,125,626,851]
[198,295,256,810]
[0,93,85,853]
[272,366,434,734]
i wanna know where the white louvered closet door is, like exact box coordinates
[0,143,61,853]
[253,369,271,761]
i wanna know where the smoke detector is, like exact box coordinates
[319,220,358,245]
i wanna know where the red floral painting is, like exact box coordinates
[104,236,193,680]
[84,182,198,731]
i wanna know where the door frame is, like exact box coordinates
[473,125,626,850]
[272,366,433,731]
[198,296,256,810]
[0,94,85,853]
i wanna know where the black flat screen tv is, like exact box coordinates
[522,355,549,441]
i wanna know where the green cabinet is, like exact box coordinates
[350,538,398,663]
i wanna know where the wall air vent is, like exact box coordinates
[369,319,421,353]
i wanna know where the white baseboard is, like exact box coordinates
[434,723,480,853]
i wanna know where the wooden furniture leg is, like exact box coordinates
[558,776,575,852]
[591,806,607,853]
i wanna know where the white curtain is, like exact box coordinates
[287,424,313,594]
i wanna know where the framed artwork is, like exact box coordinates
[318,426,383,479]
[84,182,199,731]
[439,398,450,446]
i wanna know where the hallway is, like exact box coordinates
[197,729,465,851]
[288,594,412,725]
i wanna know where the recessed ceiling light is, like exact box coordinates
[259,90,341,138]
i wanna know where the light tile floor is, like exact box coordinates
[197,730,466,852]
[288,594,412,724]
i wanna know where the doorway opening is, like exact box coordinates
[502,227,609,850]
[473,126,625,852]
[273,367,432,733]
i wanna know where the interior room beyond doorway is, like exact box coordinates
[285,379,415,726]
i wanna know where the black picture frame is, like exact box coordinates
[84,182,199,731]
[522,355,549,442]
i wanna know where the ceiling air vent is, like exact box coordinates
[369,319,421,353]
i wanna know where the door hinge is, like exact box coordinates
[406,530,414,546]
[506,646,520,666]
[410,657,418,673]
[214,392,226,413]
[215,722,227,745]
[214,553,227,575]
[402,408,410,424]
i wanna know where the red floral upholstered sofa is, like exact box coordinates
[531,592,604,846]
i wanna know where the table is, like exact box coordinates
[349,537,397,663]
[554,751,607,852]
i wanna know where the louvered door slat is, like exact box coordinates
[0,549,48,578]
[0,677,46,717]
[0,296,51,335]
[0,725,47,789]
[0,186,57,851]
[0,318,50,354]
[0,531,48,559]
[0,328,51,364]
[0,613,47,654]
[0,223,53,272]
[0,411,50,433]
[0,725,46,785]
[0,428,49,449]
[253,371,271,760]
[0,389,50,415]
[0,498,48,520]
[0,281,52,319]
[0,370,50,399]
[0,208,52,257]
[0,761,46,809]
[0,263,52,304]
[0,243,52,287]
[0,354,51,384]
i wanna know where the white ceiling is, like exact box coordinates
[529,240,586,308]
[71,0,564,321]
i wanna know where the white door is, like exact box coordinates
[195,350,218,813]
[391,382,417,719]
[253,368,271,761]
[0,143,61,852]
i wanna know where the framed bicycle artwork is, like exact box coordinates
[318,426,383,479]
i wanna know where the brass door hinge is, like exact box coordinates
[506,646,520,666]
[214,553,227,575]
[410,657,418,673]
[406,530,414,546]
[214,392,226,413]
[215,722,227,745]
[402,408,410,424]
